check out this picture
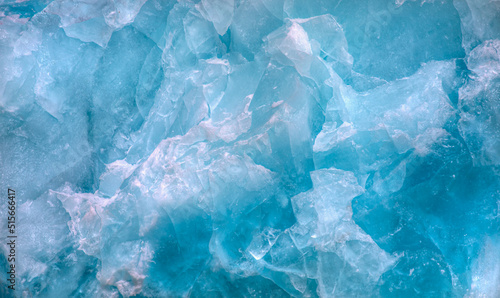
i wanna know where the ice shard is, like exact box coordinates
[0,0,499,297]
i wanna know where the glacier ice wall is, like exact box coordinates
[0,0,499,297]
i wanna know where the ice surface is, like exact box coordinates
[1,0,499,297]
[459,40,500,166]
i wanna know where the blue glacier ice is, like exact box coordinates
[0,0,499,297]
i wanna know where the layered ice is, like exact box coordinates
[1,0,499,297]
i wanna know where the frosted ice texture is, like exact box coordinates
[0,0,499,297]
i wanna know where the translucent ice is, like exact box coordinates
[1,0,499,297]
[459,40,500,166]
